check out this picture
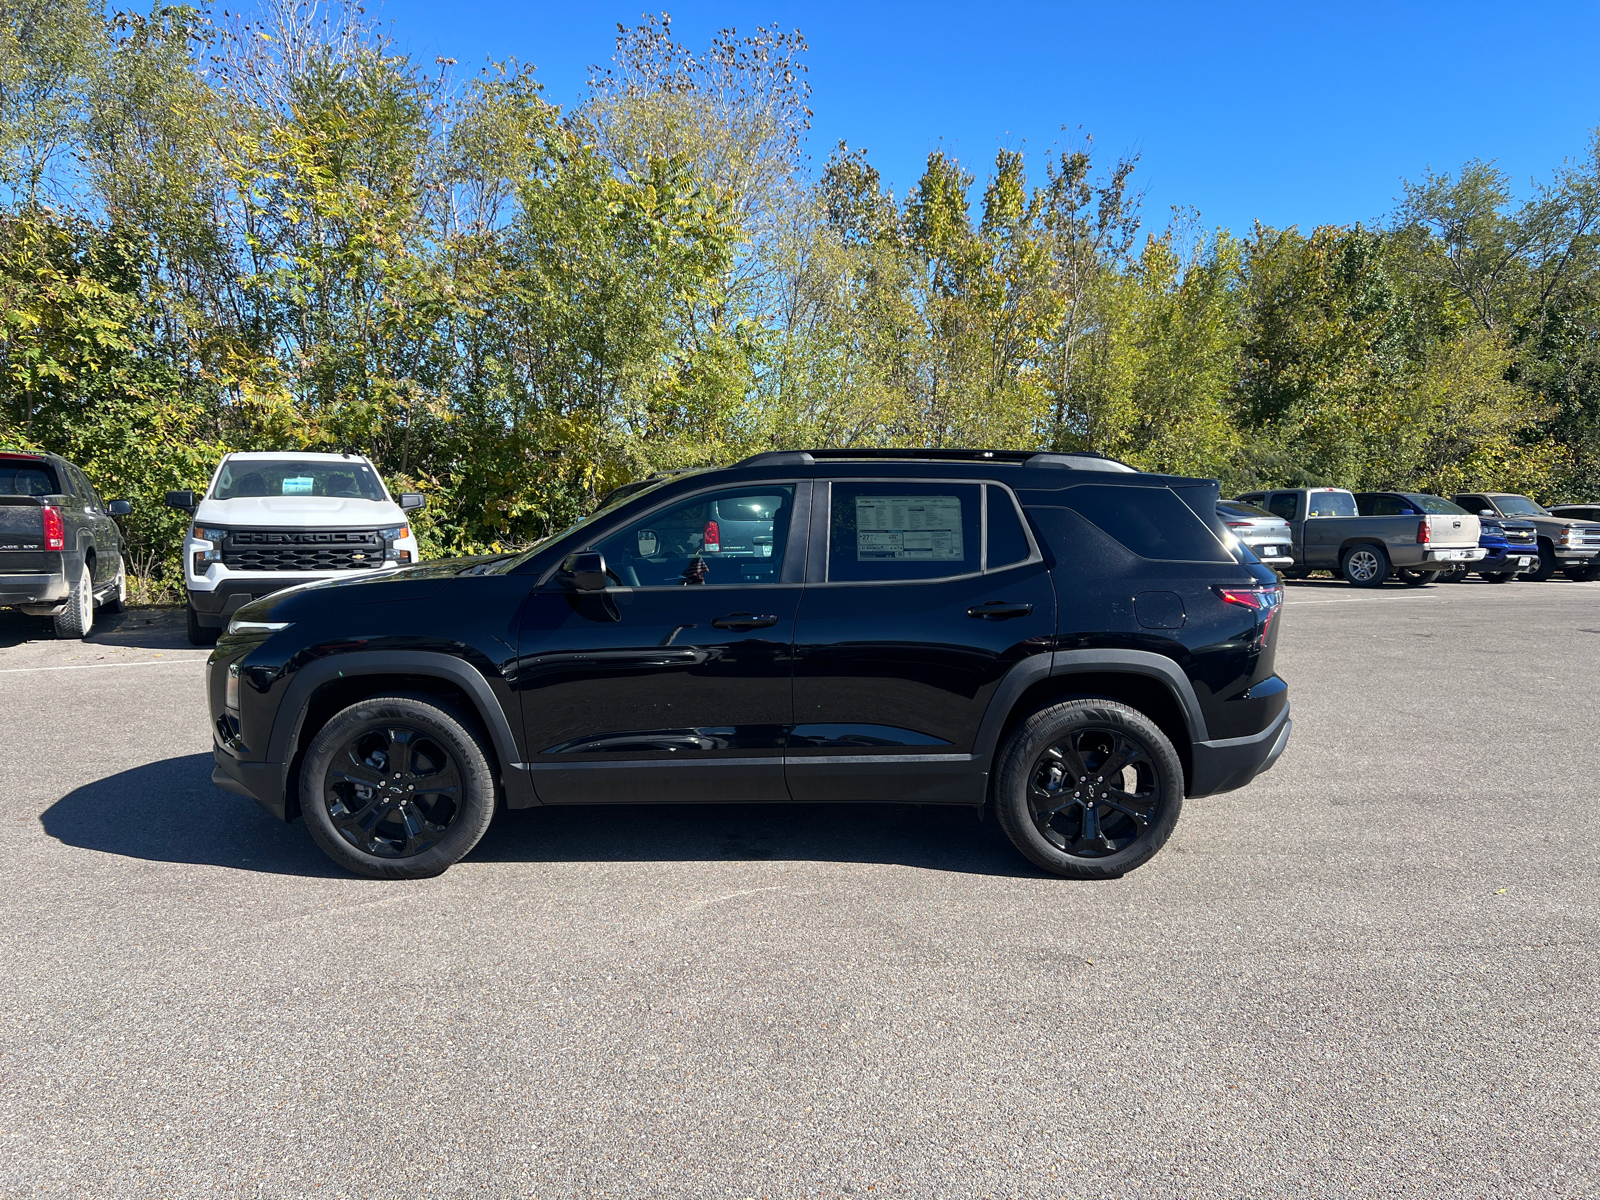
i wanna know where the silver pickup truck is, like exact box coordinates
[1235,487,1484,587]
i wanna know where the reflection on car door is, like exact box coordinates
[515,482,807,804]
[788,481,1055,803]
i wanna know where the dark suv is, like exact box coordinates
[208,450,1292,881]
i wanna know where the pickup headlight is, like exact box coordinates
[378,525,410,541]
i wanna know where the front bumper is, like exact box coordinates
[0,571,68,608]
[188,576,328,627]
[1552,547,1600,562]
[212,746,290,821]
[1189,703,1292,798]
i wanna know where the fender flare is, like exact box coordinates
[267,650,536,808]
[970,648,1209,765]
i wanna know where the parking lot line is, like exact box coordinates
[0,659,207,674]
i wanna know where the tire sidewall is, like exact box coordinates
[993,700,1184,879]
[1342,544,1389,587]
[53,565,93,638]
[300,695,497,879]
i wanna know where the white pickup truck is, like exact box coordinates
[167,452,423,644]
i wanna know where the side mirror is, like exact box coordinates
[1479,510,1495,518]
[108,499,132,516]
[165,489,195,512]
[399,493,426,512]
[564,551,608,592]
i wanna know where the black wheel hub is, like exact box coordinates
[1028,728,1162,858]
[324,724,462,858]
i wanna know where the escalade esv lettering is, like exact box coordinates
[207,450,1293,880]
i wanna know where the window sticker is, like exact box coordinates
[855,495,963,560]
[282,477,313,495]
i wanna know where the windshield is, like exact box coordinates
[1306,490,1358,518]
[1406,494,1469,516]
[213,459,387,501]
[1493,495,1550,517]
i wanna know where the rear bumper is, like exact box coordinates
[1423,548,1487,563]
[1189,703,1292,798]
[0,571,68,607]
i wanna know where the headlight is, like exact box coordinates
[226,616,292,636]
[378,525,410,540]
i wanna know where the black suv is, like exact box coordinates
[208,450,1292,880]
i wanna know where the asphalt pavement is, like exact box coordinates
[0,580,1596,1199]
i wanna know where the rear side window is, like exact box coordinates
[1057,485,1232,562]
[986,486,1032,569]
[828,483,981,581]
[1266,493,1299,520]
[0,460,58,496]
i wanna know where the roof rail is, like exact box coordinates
[734,448,1139,471]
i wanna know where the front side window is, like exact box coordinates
[828,483,981,582]
[589,485,794,587]
[213,459,388,501]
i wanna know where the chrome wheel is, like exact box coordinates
[1028,727,1163,858]
[1345,549,1382,583]
[323,724,462,858]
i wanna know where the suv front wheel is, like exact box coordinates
[994,700,1184,880]
[300,694,498,879]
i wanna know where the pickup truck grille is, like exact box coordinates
[1503,529,1535,545]
[222,529,383,572]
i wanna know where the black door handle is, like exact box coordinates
[711,612,779,630]
[967,601,1034,620]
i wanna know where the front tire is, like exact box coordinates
[1341,544,1390,588]
[52,565,94,638]
[1396,568,1441,587]
[994,700,1183,880]
[300,694,497,880]
[1563,565,1600,582]
[1523,543,1557,582]
[186,602,219,647]
[1481,572,1517,583]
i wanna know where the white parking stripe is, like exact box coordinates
[0,659,207,674]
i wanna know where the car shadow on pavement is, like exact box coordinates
[0,605,191,650]
[40,753,1042,878]
[40,753,345,878]
[472,802,1042,877]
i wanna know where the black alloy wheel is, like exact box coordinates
[1341,544,1390,588]
[994,700,1183,880]
[301,694,496,879]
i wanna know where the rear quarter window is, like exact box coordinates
[1048,484,1232,562]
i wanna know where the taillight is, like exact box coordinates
[703,520,721,552]
[1214,584,1283,639]
[1225,521,1254,529]
[42,505,64,550]
[1417,519,1430,544]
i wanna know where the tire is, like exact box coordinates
[300,693,498,880]
[1481,572,1517,583]
[1341,544,1390,588]
[52,565,94,638]
[1523,543,1557,582]
[186,602,219,647]
[1395,568,1441,587]
[1280,569,1307,581]
[993,699,1184,881]
[1563,565,1600,582]
[102,555,126,613]
[1437,563,1469,583]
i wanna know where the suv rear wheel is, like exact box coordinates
[994,700,1184,880]
[300,694,497,879]
[52,565,94,638]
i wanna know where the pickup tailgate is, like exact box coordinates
[1425,513,1480,548]
[0,496,55,571]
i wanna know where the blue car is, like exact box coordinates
[1439,516,1538,582]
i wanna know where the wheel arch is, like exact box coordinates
[269,651,533,820]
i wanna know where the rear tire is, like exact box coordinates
[1341,544,1390,588]
[1563,565,1600,582]
[1396,568,1441,587]
[1437,563,1469,583]
[300,694,498,880]
[1481,572,1517,583]
[52,565,94,639]
[994,700,1183,880]
[186,602,219,647]
[1280,569,1307,580]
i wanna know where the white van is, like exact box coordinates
[166,452,423,645]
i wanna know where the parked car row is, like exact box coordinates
[1222,486,1600,587]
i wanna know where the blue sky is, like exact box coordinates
[376,0,1600,238]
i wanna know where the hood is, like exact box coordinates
[194,495,406,527]
[233,554,511,624]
